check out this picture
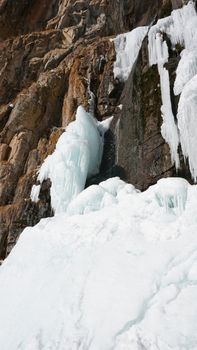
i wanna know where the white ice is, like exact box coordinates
[113,26,148,82]
[30,184,41,203]
[0,177,197,350]
[31,106,112,214]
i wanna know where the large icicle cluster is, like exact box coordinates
[113,26,148,82]
[31,106,112,214]
[148,1,197,179]
[113,1,197,180]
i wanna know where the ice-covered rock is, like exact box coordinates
[113,26,148,82]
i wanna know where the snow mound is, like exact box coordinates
[31,106,112,214]
[67,177,137,215]
[1,177,197,349]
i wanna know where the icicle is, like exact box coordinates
[148,30,180,168]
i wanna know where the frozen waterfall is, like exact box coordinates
[31,106,113,214]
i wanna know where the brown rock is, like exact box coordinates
[0,143,10,161]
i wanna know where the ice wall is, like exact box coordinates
[31,106,112,214]
[148,1,197,180]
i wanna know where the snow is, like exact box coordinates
[31,106,112,214]
[113,26,148,82]
[1,177,197,349]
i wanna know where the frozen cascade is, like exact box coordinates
[113,26,148,82]
[2,177,197,350]
[31,106,113,214]
[148,1,197,180]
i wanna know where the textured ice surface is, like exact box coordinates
[1,177,197,350]
[113,26,148,82]
[31,106,112,214]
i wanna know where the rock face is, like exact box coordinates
[0,0,190,258]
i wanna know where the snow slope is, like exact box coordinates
[1,177,197,350]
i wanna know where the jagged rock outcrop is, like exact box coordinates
[0,0,190,258]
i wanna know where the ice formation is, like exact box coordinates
[154,33,180,168]
[32,106,112,214]
[113,26,148,82]
[177,74,197,180]
[1,177,197,350]
[153,177,188,215]
[30,184,41,203]
[148,20,180,167]
[148,1,197,179]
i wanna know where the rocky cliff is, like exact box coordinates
[0,0,191,259]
